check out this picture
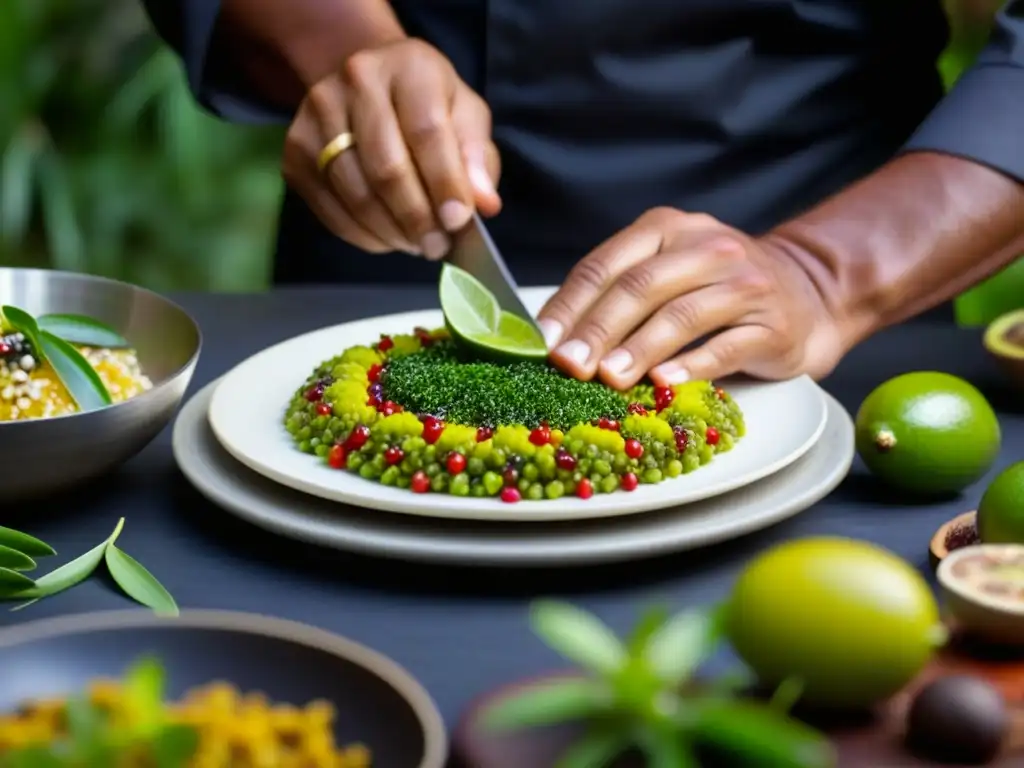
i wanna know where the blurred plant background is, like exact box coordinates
[0,0,1019,317]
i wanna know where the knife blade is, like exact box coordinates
[447,213,541,334]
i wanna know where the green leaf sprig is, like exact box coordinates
[0,305,129,413]
[0,520,178,615]
[0,656,199,768]
[483,600,836,768]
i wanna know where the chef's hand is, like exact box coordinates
[282,39,501,259]
[537,208,852,389]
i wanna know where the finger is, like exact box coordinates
[308,74,419,254]
[596,285,747,389]
[651,325,775,385]
[394,68,476,234]
[552,248,734,382]
[537,222,664,352]
[452,93,502,215]
[347,61,450,257]
[282,107,392,254]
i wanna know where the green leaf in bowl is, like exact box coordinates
[38,329,112,411]
[644,608,722,686]
[1,305,45,358]
[530,601,627,677]
[482,677,610,730]
[37,313,129,349]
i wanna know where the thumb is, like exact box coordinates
[452,96,502,216]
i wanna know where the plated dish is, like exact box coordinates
[284,327,744,503]
[208,289,828,522]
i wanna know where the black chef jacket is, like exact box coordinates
[143,0,1024,288]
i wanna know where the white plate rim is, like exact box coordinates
[207,291,828,522]
[176,379,855,566]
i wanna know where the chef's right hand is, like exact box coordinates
[282,38,502,259]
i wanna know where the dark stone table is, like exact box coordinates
[0,287,1020,736]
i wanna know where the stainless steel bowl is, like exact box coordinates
[0,268,201,499]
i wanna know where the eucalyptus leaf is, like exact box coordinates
[105,545,178,616]
[39,330,112,411]
[644,609,721,686]
[483,678,611,731]
[37,313,129,349]
[635,728,699,768]
[0,525,56,556]
[0,544,35,571]
[627,606,669,658]
[0,566,36,592]
[553,728,630,768]
[530,601,627,677]
[151,724,200,768]
[10,518,124,609]
[689,699,836,768]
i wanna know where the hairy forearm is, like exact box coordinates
[771,152,1024,345]
[215,0,406,109]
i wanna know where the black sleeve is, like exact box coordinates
[902,0,1024,182]
[139,0,290,124]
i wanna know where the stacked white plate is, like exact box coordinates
[173,289,855,566]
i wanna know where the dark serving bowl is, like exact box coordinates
[0,267,201,499]
[0,609,448,768]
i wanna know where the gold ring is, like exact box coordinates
[316,132,356,173]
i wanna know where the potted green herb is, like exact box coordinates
[483,600,836,768]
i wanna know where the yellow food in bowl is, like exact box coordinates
[0,678,371,767]
[0,346,152,422]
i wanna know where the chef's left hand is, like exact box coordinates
[537,207,851,389]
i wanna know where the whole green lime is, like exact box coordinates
[725,537,944,709]
[855,372,1000,494]
[977,461,1024,544]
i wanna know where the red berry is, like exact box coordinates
[446,452,467,475]
[673,426,688,453]
[576,478,594,499]
[0,343,9,355]
[422,416,444,444]
[366,392,382,407]
[624,438,644,459]
[597,417,620,431]
[327,444,347,469]
[500,486,522,503]
[377,336,394,352]
[715,387,726,400]
[476,426,494,442]
[502,466,519,487]
[555,449,577,471]
[621,472,639,491]
[627,402,648,416]
[529,426,551,446]
[315,402,333,416]
[705,426,720,446]
[384,445,404,465]
[378,400,402,416]
[414,326,434,346]
[304,385,324,402]
[410,471,430,493]
[367,363,384,383]
[654,386,674,411]
[344,424,371,450]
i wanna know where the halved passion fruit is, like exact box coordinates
[938,544,1024,646]
[983,309,1024,386]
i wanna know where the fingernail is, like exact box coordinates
[421,231,450,260]
[653,361,690,384]
[468,163,496,196]
[438,200,472,232]
[537,319,563,349]
[556,339,591,367]
[601,349,633,376]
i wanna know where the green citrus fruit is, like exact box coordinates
[977,461,1024,544]
[854,372,1000,494]
[725,537,945,709]
[439,264,547,362]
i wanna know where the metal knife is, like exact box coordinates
[447,213,541,334]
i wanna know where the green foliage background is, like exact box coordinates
[0,0,1019,319]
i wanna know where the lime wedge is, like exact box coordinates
[440,264,547,362]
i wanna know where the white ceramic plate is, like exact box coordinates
[180,380,854,565]
[208,288,828,522]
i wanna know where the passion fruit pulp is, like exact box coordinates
[983,309,1024,387]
